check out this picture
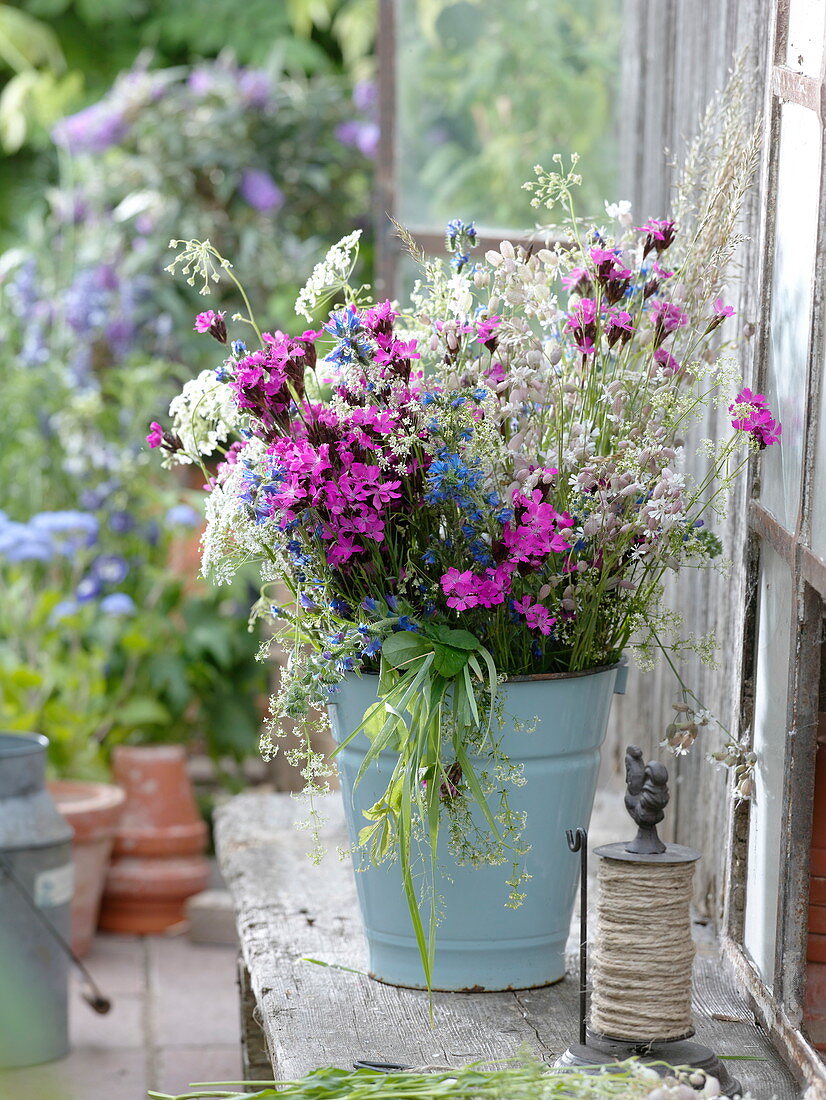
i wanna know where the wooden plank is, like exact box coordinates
[215,791,798,1098]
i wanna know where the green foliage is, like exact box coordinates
[147,1054,693,1100]
[335,622,502,990]
[396,0,621,226]
[0,4,82,153]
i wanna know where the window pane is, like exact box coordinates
[395,0,621,230]
[810,339,826,561]
[760,103,821,530]
[786,0,826,76]
[743,546,793,988]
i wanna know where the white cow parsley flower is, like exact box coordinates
[294,229,362,321]
[167,370,240,464]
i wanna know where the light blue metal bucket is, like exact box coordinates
[329,663,626,991]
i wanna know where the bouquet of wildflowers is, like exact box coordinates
[153,156,777,971]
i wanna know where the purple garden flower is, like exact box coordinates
[52,99,130,154]
[239,169,284,214]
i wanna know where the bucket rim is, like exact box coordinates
[349,661,622,684]
[0,732,49,757]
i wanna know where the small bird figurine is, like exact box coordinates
[623,745,670,855]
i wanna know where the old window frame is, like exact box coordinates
[721,1,826,1084]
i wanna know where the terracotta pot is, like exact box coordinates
[48,780,125,957]
[99,745,209,934]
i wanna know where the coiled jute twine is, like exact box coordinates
[589,856,696,1043]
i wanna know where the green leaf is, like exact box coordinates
[428,625,481,651]
[431,642,470,679]
[113,696,171,730]
[379,631,433,669]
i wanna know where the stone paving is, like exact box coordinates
[0,931,241,1100]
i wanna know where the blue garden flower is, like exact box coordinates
[165,504,201,527]
[361,637,382,658]
[76,575,102,602]
[91,554,130,585]
[100,592,136,616]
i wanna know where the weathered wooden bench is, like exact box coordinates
[215,791,798,1097]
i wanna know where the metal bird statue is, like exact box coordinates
[623,745,669,855]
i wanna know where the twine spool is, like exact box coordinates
[589,855,696,1043]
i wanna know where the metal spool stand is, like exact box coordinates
[556,746,742,1098]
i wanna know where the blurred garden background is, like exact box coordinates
[0,0,619,796]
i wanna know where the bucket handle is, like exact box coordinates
[613,656,629,695]
[0,853,111,1014]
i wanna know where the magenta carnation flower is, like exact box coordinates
[729,388,782,449]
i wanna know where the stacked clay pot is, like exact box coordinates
[48,780,125,955]
[99,745,209,934]
[805,716,826,1049]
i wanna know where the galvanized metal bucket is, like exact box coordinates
[0,732,74,1066]
[329,665,626,991]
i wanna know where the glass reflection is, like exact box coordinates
[395,0,620,229]
[761,103,822,531]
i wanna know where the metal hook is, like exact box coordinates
[566,827,588,1045]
